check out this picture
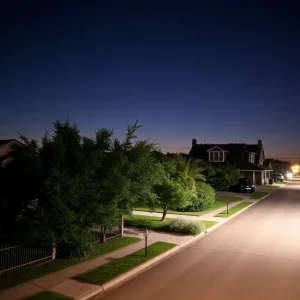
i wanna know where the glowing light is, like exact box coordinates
[291,165,299,174]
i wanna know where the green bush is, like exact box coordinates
[168,218,205,235]
[194,182,216,210]
[57,232,92,259]
[177,182,215,212]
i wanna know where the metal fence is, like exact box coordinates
[0,243,53,276]
[91,225,122,243]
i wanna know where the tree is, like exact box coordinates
[94,121,163,242]
[0,120,163,257]
[207,163,238,191]
[177,157,206,189]
[207,163,239,213]
[154,155,205,221]
[0,137,44,243]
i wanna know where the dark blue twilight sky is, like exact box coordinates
[1,1,300,159]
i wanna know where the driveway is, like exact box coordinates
[100,183,300,300]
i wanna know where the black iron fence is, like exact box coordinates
[0,243,53,276]
[91,225,122,243]
[0,226,121,276]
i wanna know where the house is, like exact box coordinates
[0,139,22,167]
[189,139,272,185]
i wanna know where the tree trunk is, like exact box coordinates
[52,243,56,260]
[161,204,167,221]
[100,226,107,243]
[119,215,124,236]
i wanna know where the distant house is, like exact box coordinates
[189,139,272,185]
[0,139,22,167]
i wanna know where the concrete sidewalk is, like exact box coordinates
[0,232,195,300]
[0,190,272,300]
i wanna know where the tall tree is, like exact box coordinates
[94,121,163,241]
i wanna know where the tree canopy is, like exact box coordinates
[0,120,162,257]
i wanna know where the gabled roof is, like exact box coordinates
[240,161,272,171]
[245,144,261,155]
[206,146,225,152]
[189,143,246,166]
[0,139,15,146]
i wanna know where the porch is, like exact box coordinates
[240,170,272,185]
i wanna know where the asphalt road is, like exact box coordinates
[100,182,300,300]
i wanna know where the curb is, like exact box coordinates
[83,191,273,300]
[102,245,180,292]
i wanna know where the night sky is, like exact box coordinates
[1,1,300,159]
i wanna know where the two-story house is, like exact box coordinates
[189,139,272,185]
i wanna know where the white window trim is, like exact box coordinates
[209,151,225,162]
[249,152,256,163]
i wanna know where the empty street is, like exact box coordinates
[100,182,300,300]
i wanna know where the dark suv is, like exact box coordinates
[230,178,255,193]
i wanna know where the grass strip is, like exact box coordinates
[215,202,253,218]
[0,237,141,292]
[75,242,176,284]
[250,192,269,199]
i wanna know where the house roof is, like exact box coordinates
[189,143,247,166]
[240,161,272,171]
[189,142,270,171]
[0,139,15,146]
[245,144,261,154]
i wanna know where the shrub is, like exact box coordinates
[194,182,216,211]
[57,232,92,259]
[177,182,215,212]
[168,218,205,235]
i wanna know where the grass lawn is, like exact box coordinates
[135,196,242,217]
[0,237,141,292]
[75,242,176,285]
[215,202,253,218]
[124,215,217,233]
[24,291,72,300]
[264,182,287,188]
[250,192,269,199]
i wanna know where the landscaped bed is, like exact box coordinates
[214,202,253,218]
[250,192,269,199]
[24,291,72,300]
[0,237,141,292]
[75,242,176,285]
[124,215,217,233]
[135,196,242,216]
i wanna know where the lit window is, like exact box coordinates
[209,151,224,162]
[249,153,255,163]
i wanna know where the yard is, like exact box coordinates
[250,192,269,199]
[124,215,217,233]
[0,237,141,292]
[264,182,287,188]
[215,202,253,218]
[135,196,242,216]
[75,242,176,285]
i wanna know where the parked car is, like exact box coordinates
[272,173,284,182]
[230,178,255,193]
